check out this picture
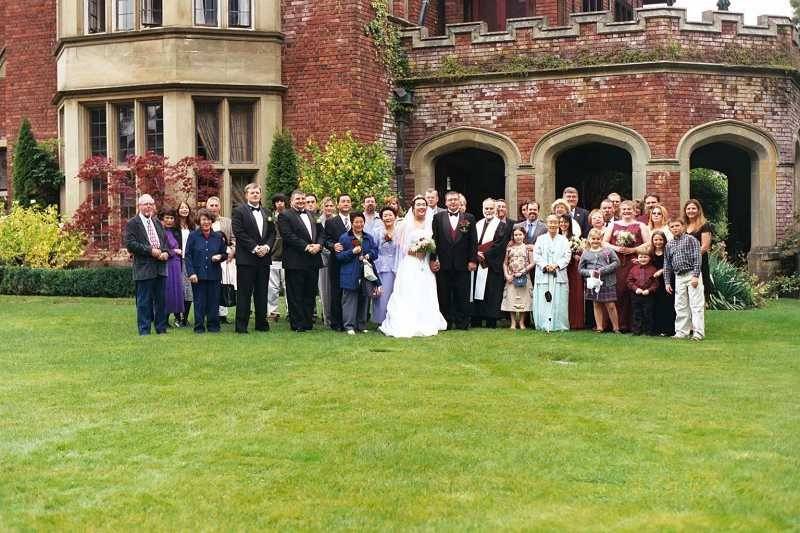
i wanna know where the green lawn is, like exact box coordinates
[1,296,799,531]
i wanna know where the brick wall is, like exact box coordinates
[404,71,800,234]
[281,0,395,153]
[0,0,59,198]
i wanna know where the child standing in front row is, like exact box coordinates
[664,218,705,340]
[579,228,620,333]
[626,252,659,335]
[501,227,535,329]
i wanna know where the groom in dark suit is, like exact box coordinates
[125,193,169,335]
[277,189,325,332]
[232,182,276,333]
[430,191,478,330]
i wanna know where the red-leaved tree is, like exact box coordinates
[70,152,221,252]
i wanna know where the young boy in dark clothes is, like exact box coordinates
[626,252,659,335]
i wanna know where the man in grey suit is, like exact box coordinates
[514,201,548,245]
[425,188,445,216]
[125,194,169,335]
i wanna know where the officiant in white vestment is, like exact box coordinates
[470,198,507,329]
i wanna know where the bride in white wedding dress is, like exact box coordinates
[379,195,448,338]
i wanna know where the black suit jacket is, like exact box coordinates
[431,211,478,271]
[572,207,590,237]
[232,204,277,268]
[277,209,324,270]
[125,215,168,281]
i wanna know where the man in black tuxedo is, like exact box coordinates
[277,189,324,332]
[430,191,478,330]
[232,182,276,333]
[125,194,169,335]
[323,193,353,331]
[563,186,590,237]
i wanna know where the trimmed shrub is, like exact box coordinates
[0,266,134,298]
[765,274,800,299]
[266,130,300,200]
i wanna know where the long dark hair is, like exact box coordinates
[177,201,195,230]
[558,213,574,239]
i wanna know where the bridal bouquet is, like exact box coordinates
[409,236,436,255]
[569,236,584,254]
[616,230,635,247]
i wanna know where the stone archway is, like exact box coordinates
[409,127,523,210]
[676,120,779,256]
[531,120,651,209]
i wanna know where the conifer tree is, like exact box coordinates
[266,130,299,201]
[12,119,64,207]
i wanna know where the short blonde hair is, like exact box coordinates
[551,199,570,214]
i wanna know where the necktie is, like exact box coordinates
[146,218,160,248]
[344,217,351,231]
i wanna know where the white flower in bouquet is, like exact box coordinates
[409,236,436,255]
[569,236,584,254]
[616,230,635,247]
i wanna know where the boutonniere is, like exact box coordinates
[266,215,274,223]
[457,219,471,233]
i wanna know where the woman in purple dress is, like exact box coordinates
[370,206,399,324]
[160,208,185,326]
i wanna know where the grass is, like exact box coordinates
[1,296,799,530]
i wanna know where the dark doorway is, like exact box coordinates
[691,142,751,259]
[555,143,632,211]
[435,148,505,218]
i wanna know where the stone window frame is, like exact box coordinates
[191,95,261,202]
[194,0,254,30]
[84,0,164,35]
[79,97,168,165]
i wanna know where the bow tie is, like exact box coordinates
[448,211,459,217]
[296,209,306,214]
[249,205,260,212]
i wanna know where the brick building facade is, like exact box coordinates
[0,0,798,275]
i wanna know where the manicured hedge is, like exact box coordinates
[0,266,134,298]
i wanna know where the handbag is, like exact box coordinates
[512,275,528,287]
[363,260,379,282]
[220,262,236,307]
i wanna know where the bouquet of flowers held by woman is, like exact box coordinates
[616,230,635,247]
[569,236,584,254]
[409,236,436,256]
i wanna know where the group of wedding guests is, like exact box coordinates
[125,184,709,341]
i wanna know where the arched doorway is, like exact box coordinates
[531,120,650,210]
[676,120,779,268]
[409,127,522,213]
[435,148,505,217]
[555,142,633,210]
[690,143,751,259]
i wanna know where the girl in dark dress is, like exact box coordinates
[684,199,713,299]
[649,231,675,336]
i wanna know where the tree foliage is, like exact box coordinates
[0,203,84,268]
[266,130,299,199]
[299,132,392,208]
[690,167,728,228]
[12,119,64,208]
[69,153,221,251]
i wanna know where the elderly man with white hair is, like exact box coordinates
[125,193,169,335]
[470,198,507,328]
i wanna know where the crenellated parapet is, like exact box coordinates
[401,8,800,79]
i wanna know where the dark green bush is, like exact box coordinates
[0,266,134,298]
